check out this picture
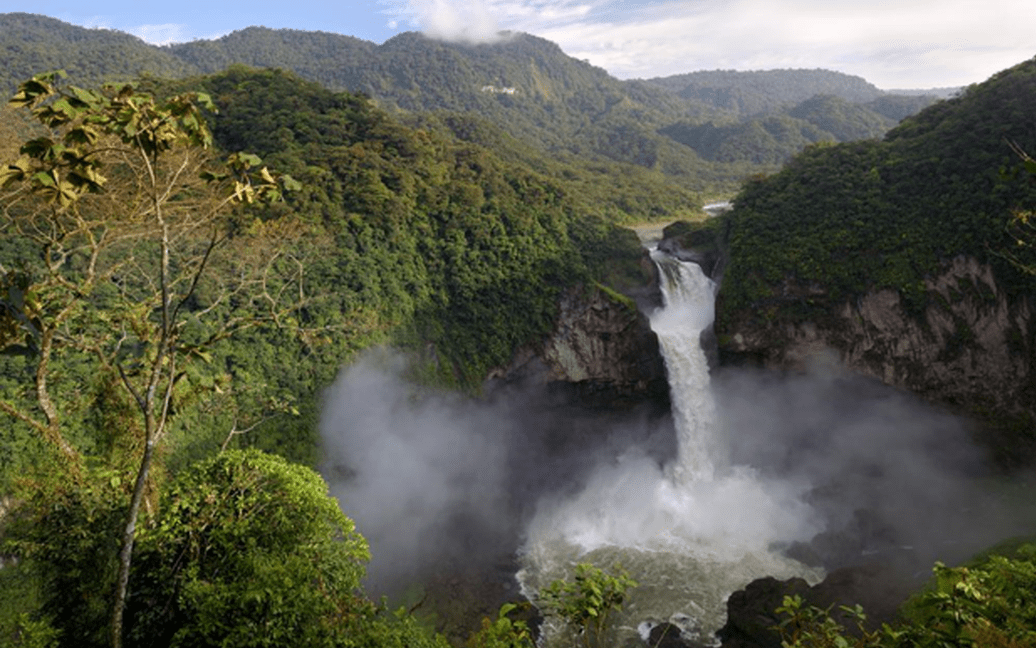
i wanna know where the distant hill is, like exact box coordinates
[0,13,948,192]
[644,68,886,116]
[0,13,197,89]
[166,26,376,89]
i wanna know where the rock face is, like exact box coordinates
[719,255,1036,464]
[494,284,668,406]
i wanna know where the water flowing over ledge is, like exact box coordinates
[518,249,821,646]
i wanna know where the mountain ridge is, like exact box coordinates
[0,12,948,192]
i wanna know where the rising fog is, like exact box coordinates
[321,345,1027,598]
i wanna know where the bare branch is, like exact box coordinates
[220,416,276,453]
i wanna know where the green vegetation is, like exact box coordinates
[466,603,535,648]
[1,15,1032,648]
[645,68,889,116]
[717,55,1036,331]
[0,14,943,197]
[2,447,449,648]
[0,68,652,648]
[777,542,1036,647]
[0,70,301,648]
[537,563,637,648]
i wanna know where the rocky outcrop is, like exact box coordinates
[719,255,1036,464]
[492,284,668,406]
[718,564,917,648]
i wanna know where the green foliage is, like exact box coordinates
[776,595,899,648]
[157,66,654,390]
[897,546,1036,647]
[0,14,198,96]
[3,614,61,648]
[645,68,887,117]
[717,55,1036,335]
[776,544,1036,648]
[2,467,128,647]
[538,563,637,648]
[126,449,370,648]
[466,603,536,648]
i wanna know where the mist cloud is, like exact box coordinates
[127,23,192,45]
[386,0,507,42]
[320,353,514,594]
[320,341,1026,605]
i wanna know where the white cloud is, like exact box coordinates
[384,0,507,41]
[381,0,1036,88]
[127,23,191,45]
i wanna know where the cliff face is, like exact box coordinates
[493,284,667,406]
[720,256,1036,463]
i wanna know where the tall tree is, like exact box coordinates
[0,71,298,648]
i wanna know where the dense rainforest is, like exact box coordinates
[0,64,658,646]
[1,10,1035,648]
[717,54,1036,343]
[712,54,1036,466]
[0,13,946,196]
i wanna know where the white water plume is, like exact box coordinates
[651,250,719,484]
[518,251,822,645]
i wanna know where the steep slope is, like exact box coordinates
[715,56,1036,464]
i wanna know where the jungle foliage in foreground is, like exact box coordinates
[0,67,654,647]
[0,65,653,489]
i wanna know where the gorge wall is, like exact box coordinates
[718,255,1036,465]
[492,282,668,407]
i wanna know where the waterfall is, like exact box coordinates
[650,250,718,484]
[518,250,821,647]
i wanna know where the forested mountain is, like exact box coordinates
[0,13,947,193]
[0,65,666,642]
[0,13,198,89]
[714,54,1036,458]
[719,56,1036,318]
[644,68,888,116]
[644,69,944,165]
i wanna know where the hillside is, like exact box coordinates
[713,55,1036,463]
[0,13,197,89]
[0,13,946,193]
[644,68,887,116]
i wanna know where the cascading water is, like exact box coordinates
[518,249,822,646]
[651,249,718,484]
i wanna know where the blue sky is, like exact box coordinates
[6,0,1035,89]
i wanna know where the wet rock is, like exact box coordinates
[492,284,668,408]
[718,563,916,648]
[647,622,712,648]
[717,576,810,648]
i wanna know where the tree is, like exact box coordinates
[0,71,298,648]
[125,449,369,648]
[1004,139,1036,275]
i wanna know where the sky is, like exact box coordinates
[6,0,1036,89]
